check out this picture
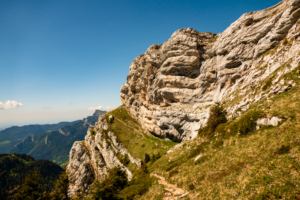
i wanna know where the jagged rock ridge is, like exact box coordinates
[67,115,141,197]
[121,0,300,142]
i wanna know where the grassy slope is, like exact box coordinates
[105,106,176,161]
[137,64,300,199]
[90,64,300,199]
[100,106,176,198]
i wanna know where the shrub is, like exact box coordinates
[188,183,196,191]
[144,153,151,163]
[199,102,227,138]
[238,110,265,135]
[139,161,148,175]
[13,170,45,200]
[118,176,154,200]
[50,171,70,200]
[89,167,128,200]
[207,103,227,133]
[150,152,161,163]
[155,152,161,160]
[262,78,272,91]
[90,129,96,136]
[117,153,130,166]
[198,126,210,138]
[276,145,291,155]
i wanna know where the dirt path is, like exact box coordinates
[114,117,146,138]
[152,173,189,200]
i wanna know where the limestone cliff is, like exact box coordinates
[67,115,141,197]
[121,0,300,142]
[68,0,300,197]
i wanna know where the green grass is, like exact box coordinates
[103,106,176,160]
[0,140,11,145]
[209,35,218,43]
[82,59,300,199]
[141,76,300,199]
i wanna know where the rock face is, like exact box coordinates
[121,0,300,141]
[67,116,141,197]
[109,115,114,123]
[257,117,283,127]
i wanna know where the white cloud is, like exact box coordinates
[88,106,116,111]
[0,100,24,109]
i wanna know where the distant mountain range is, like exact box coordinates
[0,110,106,166]
[0,121,78,154]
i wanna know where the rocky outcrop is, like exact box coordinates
[67,116,141,197]
[121,0,300,141]
[257,117,283,127]
[269,79,296,94]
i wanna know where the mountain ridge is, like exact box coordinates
[8,110,106,165]
[0,121,79,154]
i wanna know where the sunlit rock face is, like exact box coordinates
[121,0,300,141]
[67,116,141,197]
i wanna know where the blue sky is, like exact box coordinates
[0,0,281,130]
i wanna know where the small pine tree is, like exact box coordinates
[13,170,46,200]
[140,161,148,175]
[155,152,161,160]
[89,167,127,200]
[144,153,151,163]
[206,102,227,134]
[50,171,69,200]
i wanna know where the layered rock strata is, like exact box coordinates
[121,0,300,141]
[67,116,141,197]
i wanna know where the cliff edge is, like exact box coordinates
[121,0,300,141]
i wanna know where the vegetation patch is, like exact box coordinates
[90,129,96,136]
[0,153,64,199]
[262,77,273,91]
[198,103,227,139]
[104,106,176,160]
[144,71,300,199]
[88,164,154,200]
[238,110,265,135]
[209,35,218,43]
[116,152,130,166]
[275,145,291,155]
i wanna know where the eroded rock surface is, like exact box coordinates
[257,117,283,127]
[67,116,141,197]
[121,0,300,141]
